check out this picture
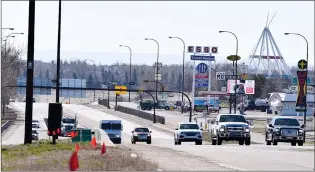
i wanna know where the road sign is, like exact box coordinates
[216,72,226,80]
[115,85,127,95]
[225,75,241,80]
[195,79,208,83]
[211,47,218,54]
[297,59,307,70]
[195,83,208,87]
[241,73,247,80]
[195,74,208,78]
[187,46,194,53]
[191,55,215,61]
[203,46,210,53]
[196,63,208,73]
[195,46,202,53]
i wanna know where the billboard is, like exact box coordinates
[227,80,255,94]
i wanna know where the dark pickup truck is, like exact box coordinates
[140,100,171,110]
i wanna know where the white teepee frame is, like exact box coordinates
[247,13,292,78]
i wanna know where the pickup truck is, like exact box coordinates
[174,122,203,145]
[140,100,171,110]
[265,117,305,146]
[210,114,251,145]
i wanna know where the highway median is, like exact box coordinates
[1,139,158,171]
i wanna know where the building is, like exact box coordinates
[269,93,315,116]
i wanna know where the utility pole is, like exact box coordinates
[24,0,36,144]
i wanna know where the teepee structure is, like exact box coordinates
[247,13,292,79]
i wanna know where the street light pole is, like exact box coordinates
[169,36,186,114]
[284,32,309,143]
[219,30,239,114]
[145,38,159,124]
[85,59,96,102]
[119,45,132,102]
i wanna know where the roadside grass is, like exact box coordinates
[202,131,259,144]
[1,139,158,171]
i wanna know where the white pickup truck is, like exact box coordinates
[210,114,251,145]
[174,122,203,145]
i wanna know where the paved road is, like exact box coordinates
[67,103,314,171]
[2,103,81,145]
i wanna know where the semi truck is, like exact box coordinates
[61,115,77,137]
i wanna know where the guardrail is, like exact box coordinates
[1,120,12,133]
[98,99,166,124]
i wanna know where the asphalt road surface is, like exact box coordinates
[64,103,314,171]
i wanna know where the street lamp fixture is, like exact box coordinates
[219,30,239,114]
[284,31,309,143]
[1,28,14,30]
[119,44,132,102]
[168,36,186,114]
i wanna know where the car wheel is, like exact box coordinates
[239,139,245,145]
[217,137,222,145]
[272,138,278,146]
[266,140,271,145]
[165,107,170,110]
[298,141,304,146]
[291,141,297,146]
[211,132,217,145]
[147,140,151,144]
[177,140,181,145]
[245,139,251,145]
[174,139,178,145]
[195,140,202,145]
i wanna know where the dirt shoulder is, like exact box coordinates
[1,140,158,171]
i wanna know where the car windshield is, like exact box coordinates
[219,115,246,123]
[179,124,199,130]
[101,123,122,130]
[63,119,75,124]
[274,118,300,126]
[134,128,149,132]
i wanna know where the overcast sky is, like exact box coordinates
[2,1,314,68]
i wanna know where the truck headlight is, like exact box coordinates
[219,126,225,132]
[116,134,120,137]
[298,129,303,135]
[274,128,280,132]
[243,126,250,133]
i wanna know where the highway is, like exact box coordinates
[2,102,314,171]
[67,103,314,171]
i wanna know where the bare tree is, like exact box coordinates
[1,41,24,114]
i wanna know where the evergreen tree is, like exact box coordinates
[72,72,78,79]
[45,69,50,79]
[171,72,175,90]
[125,72,129,83]
[141,69,145,76]
[101,66,106,82]
[86,73,94,88]
[132,69,138,86]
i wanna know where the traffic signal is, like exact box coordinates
[48,103,62,136]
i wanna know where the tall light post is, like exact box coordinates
[219,30,239,114]
[169,36,186,114]
[55,0,62,104]
[284,32,309,142]
[85,59,96,102]
[119,45,132,102]
[145,37,159,123]
[3,33,24,55]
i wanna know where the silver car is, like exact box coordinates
[32,120,40,128]
[32,130,39,141]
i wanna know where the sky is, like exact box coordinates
[1,1,314,68]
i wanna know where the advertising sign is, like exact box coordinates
[226,80,255,94]
[296,71,307,110]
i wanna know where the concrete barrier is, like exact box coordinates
[1,120,12,133]
[94,128,116,147]
[98,99,165,124]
